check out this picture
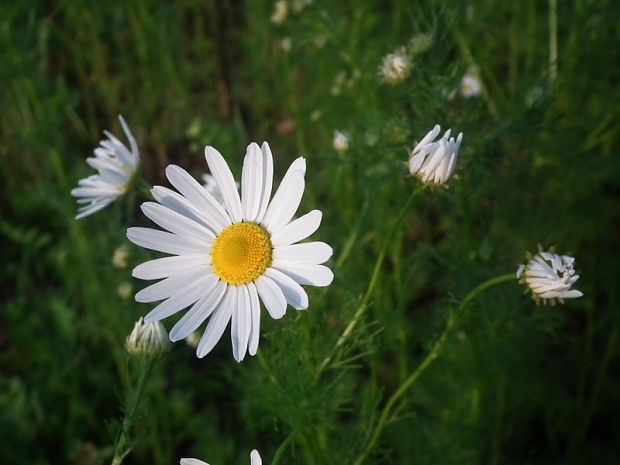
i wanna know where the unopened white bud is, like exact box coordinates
[126,317,170,357]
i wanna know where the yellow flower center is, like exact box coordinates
[211,223,272,286]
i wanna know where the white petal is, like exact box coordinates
[255,142,274,222]
[247,283,261,356]
[255,275,287,319]
[141,202,215,241]
[135,267,210,303]
[204,146,243,223]
[132,255,210,280]
[270,210,322,247]
[165,165,231,232]
[169,280,227,341]
[265,268,308,310]
[261,167,305,233]
[231,286,252,362]
[196,288,234,358]
[412,124,440,154]
[241,143,263,222]
[275,263,334,287]
[250,450,262,465]
[127,227,210,256]
[274,241,333,265]
[143,274,215,321]
[75,200,114,219]
[180,459,209,465]
[152,186,205,224]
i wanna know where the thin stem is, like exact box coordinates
[111,357,154,465]
[271,431,296,465]
[318,186,425,376]
[548,0,558,83]
[353,273,517,465]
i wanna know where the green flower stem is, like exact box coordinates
[318,185,425,376]
[353,273,517,465]
[270,431,296,465]
[111,357,154,465]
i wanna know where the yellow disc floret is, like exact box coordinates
[211,223,272,285]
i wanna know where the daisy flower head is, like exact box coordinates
[517,247,583,305]
[181,449,262,465]
[127,142,334,362]
[408,124,463,186]
[333,130,350,153]
[460,69,482,98]
[126,317,170,357]
[71,115,139,219]
[379,46,412,85]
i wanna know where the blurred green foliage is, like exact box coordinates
[1,0,620,464]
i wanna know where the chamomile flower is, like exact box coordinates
[460,69,482,98]
[333,130,350,153]
[126,317,170,356]
[379,47,411,85]
[517,247,583,305]
[127,142,334,362]
[71,115,139,219]
[408,124,463,186]
[181,450,262,465]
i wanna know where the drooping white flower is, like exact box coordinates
[408,124,463,186]
[271,1,288,24]
[332,130,350,153]
[127,142,334,362]
[126,317,170,356]
[460,70,482,98]
[71,115,139,219]
[379,47,412,85]
[181,450,262,465]
[516,247,583,305]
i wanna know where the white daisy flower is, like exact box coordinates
[408,124,463,186]
[127,142,334,362]
[379,47,412,85]
[332,130,350,153]
[126,317,170,356]
[71,115,139,219]
[181,449,262,465]
[517,247,583,305]
[271,1,288,24]
[460,69,482,98]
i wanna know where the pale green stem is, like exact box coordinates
[270,431,296,465]
[318,186,425,376]
[111,357,154,465]
[353,273,517,465]
[548,0,558,83]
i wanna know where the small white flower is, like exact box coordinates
[117,282,133,300]
[128,142,334,362]
[112,245,131,269]
[202,174,240,205]
[408,124,463,186]
[460,70,482,98]
[379,47,411,85]
[271,1,288,24]
[280,37,292,53]
[181,450,262,465]
[332,131,350,153]
[126,317,170,356]
[517,247,583,305]
[71,115,139,219]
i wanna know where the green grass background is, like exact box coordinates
[1,0,620,464]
